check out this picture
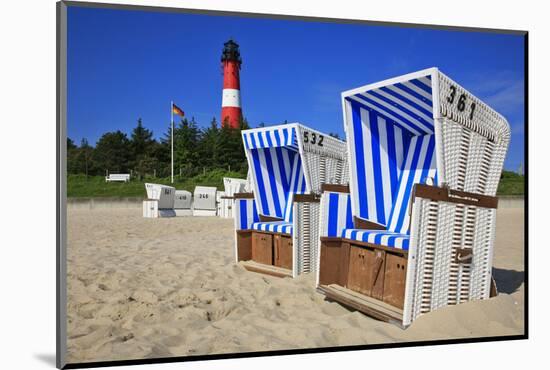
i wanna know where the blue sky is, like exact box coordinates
[67,6,525,170]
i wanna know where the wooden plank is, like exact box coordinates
[339,242,351,287]
[259,214,284,222]
[319,284,403,326]
[347,246,371,296]
[294,193,320,203]
[371,250,386,300]
[347,247,386,299]
[236,230,252,261]
[234,192,254,199]
[241,260,292,278]
[354,216,386,230]
[413,184,498,209]
[321,184,350,193]
[320,237,408,257]
[251,232,273,265]
[383,253,407,309]
[274,235,293,269]
[319,240,342,285]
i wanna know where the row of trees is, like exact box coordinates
[67,117,251,179]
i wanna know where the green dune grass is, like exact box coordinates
[67,169,524,198]
[67,169,246,198]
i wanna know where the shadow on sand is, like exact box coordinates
[493,267,524,294]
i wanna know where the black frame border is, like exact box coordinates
[56,1,528,369]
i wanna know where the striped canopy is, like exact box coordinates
[343,72,438,237]
[243,125,307,222]
[243,125,298,150]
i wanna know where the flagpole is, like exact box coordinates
[171,100,174,184]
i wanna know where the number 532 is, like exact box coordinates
[303,131,324,147]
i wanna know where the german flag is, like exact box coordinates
[172,103,185,117]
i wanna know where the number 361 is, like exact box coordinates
[447,85,476,120]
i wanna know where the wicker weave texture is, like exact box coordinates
[440,119,507,196]
[437,72,510,196]
[405,197,497,324]
[296,125,348,195]
[294,201,321,276]
[438,72,510,144]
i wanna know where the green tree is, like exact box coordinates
[130,119,155,158]
[92,130,131,174]
[149,139,170,178]
[134,154,160,178]
[67,138,77,150]
[174,117,200,177]
[67,138,78,174]
[67,138,95,176]
[129,118,156,177]
[77,138,94,177]
[198,117,221,170]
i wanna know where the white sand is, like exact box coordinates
[66,208,524,363]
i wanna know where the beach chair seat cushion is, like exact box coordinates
[252,221,293,235]
[341,228,410,249]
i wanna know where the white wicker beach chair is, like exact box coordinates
[234,123,348,278]
[316,68,510,327]
[219,177,248,219]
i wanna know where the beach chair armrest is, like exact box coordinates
[321,183,350,193]
[353,216,386,230]
[412,184,498,209]
[259,214,284,222]
[293,194,321,203]
[234,192,254,199]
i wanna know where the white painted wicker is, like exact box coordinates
[293,201,321,277]
[403,70,510,326]
[294,125,347,276]
[335,68,511,326]
[240,123,348,277]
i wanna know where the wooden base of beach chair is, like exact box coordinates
[241,260,293,278]
[318,237,501,325]
[236,230,253,261]
[318,284,404,327]
[318,237,408,324]
[237,230,294,278]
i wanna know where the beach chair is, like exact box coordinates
[234,123,348,278]
[316,68,510,327]
[219,177,248,219]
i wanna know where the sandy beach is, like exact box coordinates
[66,207,524,363]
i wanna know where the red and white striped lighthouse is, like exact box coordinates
[220,39,242,129]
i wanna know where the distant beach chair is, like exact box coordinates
[143,183,176,218]
[193,186,218,216]
[316,68,510,327]
[174,189,193,216]
[234,123,348,278]
[219,177,248,219]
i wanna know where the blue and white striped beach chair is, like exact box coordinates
[234,123,348,278]
[316,68,510,326]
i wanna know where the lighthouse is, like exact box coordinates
[220,39,242,129]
